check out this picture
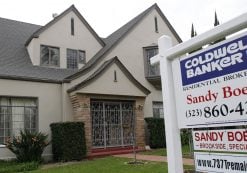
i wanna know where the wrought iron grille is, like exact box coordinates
[91,100,134,148]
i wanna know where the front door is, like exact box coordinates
[91,100,134,148]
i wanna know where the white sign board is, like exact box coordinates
[172,31,247,128]
[193,129,247,152]
[194,152,247,173]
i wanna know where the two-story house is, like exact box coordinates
[0,3,181,159]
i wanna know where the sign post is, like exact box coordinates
[158,36,183,173]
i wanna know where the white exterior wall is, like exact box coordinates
[105,10,179,117]
[0,79,66,159]
[73,63,146,97]
[69,9,180,117]
[27,11,103,69]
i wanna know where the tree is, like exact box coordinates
[214,11,220,26]
[191,23,197,38]
[212,11,225,44]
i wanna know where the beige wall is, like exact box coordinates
[69,8,180,117]
[27,11,103,69]
[0,79,66,159]
[105,9,179,117]
[72,63,147,97]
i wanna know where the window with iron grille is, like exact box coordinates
[40,45,60,67]
[152,102,163,118]
[145,47,160,76]
[67,49,86,69]
[0,97,38,145]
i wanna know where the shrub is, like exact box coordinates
[145,118,192,149]
[5,130,49,163]
[50,122,86,161]
[145,118,166,148]
[181,129,191,146]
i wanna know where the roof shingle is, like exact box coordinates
[0,17,77,83]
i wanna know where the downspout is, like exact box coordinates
[61,82,66,122]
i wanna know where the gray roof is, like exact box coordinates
[66,3,182,80]
[0,3,181,83]
[0,17,77,83]
[67,56,150,95]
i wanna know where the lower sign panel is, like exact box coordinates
[194,152,247,173]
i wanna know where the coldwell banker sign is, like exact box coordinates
[173,32,247,128]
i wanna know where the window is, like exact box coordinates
[153,102,163,118]
[0,97,37,145]
[78,50,86,64]
[145,47,159,76]
[67,49,86,69]
[71,18,74,35]
[154,17,158,33]
[40,45,59,67]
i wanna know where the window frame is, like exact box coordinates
[152,101,164,118]
[67,49,86,69]
[78,50,86,64]
[0,96,38,146]
[40,45,60,67]
[143,46,159,77]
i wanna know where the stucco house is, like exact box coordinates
[0,3,181,159]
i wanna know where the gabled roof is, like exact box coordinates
[67,56,151,95]
[65,3,182,80]
[0,17,77,83]
[25,5,105,47]
[0,3,181,84]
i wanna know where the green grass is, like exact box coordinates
[139,145,193,158]
[0,160,39,173]
[30,157,193,173]
[0,157,194,173]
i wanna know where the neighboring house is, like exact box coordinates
[0,3,181,159]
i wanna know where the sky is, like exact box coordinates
[0,0,246,41]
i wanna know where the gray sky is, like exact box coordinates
[0,0,246,41]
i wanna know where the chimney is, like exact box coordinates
[52,13,58,18]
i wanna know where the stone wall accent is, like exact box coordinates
[134,98,145,147]
[69,94,92,154]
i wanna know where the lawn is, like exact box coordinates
[32,157,167,173]
[0,160,39,173]
[29,157,193,173]
[139,145,193,158]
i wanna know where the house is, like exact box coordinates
[0,3,181,159]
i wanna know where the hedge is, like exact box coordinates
[145,118,191,148]
[145,118,166,148]
[50,122,86,161]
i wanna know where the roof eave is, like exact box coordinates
[67,57,151,95]
[25,5,105,47]
[0,74,69,84]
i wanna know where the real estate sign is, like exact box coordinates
[193,129,247,152]
[194,152,247,173]
[172,31,247,128]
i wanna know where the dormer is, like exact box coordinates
[26,5,104,69]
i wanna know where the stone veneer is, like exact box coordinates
[69,93,146,155]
